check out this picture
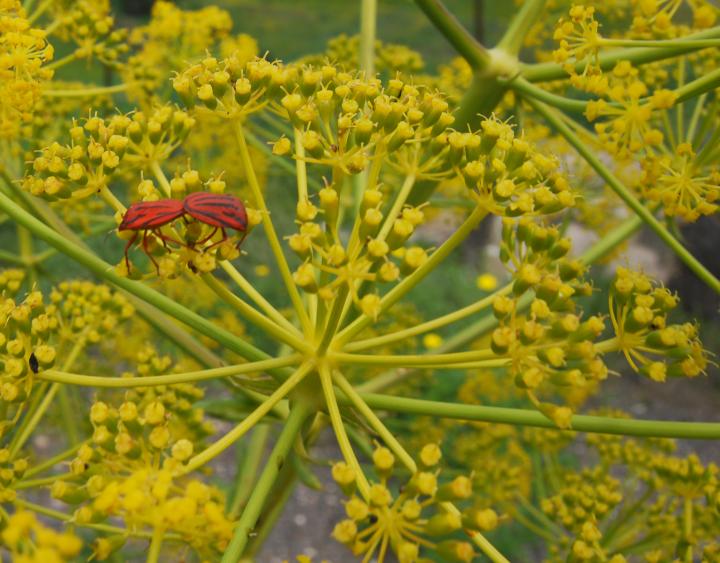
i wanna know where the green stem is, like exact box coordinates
[332,351,504,368]
[675,66,720,103]
[319,363,371,498]
[221,404,310,561]
[56,386,79,446]
[683,497,693,563]
[454,71,508,129]
[360,0,377,77]
[333,370,417,472]
[37,356,300,388]
[146,526,165,563]
[10,336,86,458]
[184,362,313,473]
[356,393,720,439]
[13,498,175,540]
[413,0,490,70]
[527,98,720,294]
[202,273,310,354]
[523,26,720,82]
[22,442,85,478]
[497,0,547,55]
[0,249,25,266]
[601,38,720,49]
[44,51,80,72]
[509,76,588,113]
[228,424,271,519]
[41,83,129,98]
[17,225,36,286]
[236,123,313,336]
[342,283,511,352]
[336,205,486,346]
[244,463,300,556]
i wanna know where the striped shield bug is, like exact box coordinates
[118,199,185,272]
[182,191,249,249]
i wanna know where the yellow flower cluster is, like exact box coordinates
[0,280,133,438]
[553,5,605,91]
[52,0,128,69]
[0,0,53,140]
[0,268,25,296]
[1,510,82,562]
[640,142,720,221]
[24,106,195,201]
[332,444,496,562]
[117,345,214,444]
[585,61,676,156]
[491,218,599,426]
[608,267,708,381]
[124,1,244,105]
[299,33,425,76]
[59,396,233,559]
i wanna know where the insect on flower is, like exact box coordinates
[182,191,249,249]
[118,199,185,272]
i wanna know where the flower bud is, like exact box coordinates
[464,508,499,531]
[436,540,475,563]
[436,476,472,501]
[293,263,317,293]
[425,511,462,535]
[372,447,395,476]
[369,483,392,507]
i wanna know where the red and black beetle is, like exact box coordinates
[118,192,248,272]
[118,199,185,271]
[182,191,248,249]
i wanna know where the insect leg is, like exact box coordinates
[142,230,161,274]
[124,231,139,273]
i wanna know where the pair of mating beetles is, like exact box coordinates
[119,191,248,271]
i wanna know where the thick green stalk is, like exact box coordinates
[360,0,377,77]
[357,394,720,439]
[228,424,271,519]
[414,0,490,70]
[221,404,310,561]
[454,72,508,129]
[527,98,720,294]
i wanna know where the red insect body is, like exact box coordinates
[183,192,248,231]
[118,193,250,273]
[119,200,185,231]
[119,199,185,272]
[183,191,248,249]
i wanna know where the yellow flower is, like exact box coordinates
[423,333,444,349]
[476,272,499,291]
